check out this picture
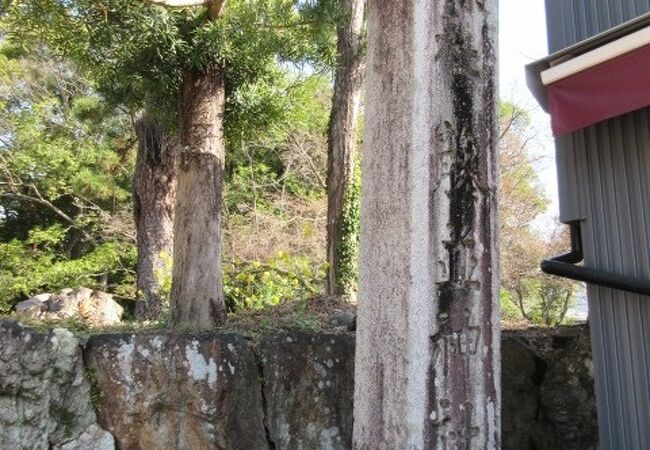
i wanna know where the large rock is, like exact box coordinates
[14,288,123,327]
[539,328,598,450]
[13,293,51,316]
[258,332,355,450]
[501,338,549,449]
[0,320,114,450]
[502,325,598,450]
[84,332,268,450]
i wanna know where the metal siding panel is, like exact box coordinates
[585,286,613,449]
[545,0,564,52]
[563,0,577,50]
[582,127,618,449]
[609,1,623,26]
[556,134,584,222]
[594,0,613,31]
[584,123,630,450]
[632,110,650,278]
[573,0,588,41]
[629,111,650,433]
[585,0,602,37]
[609,118,642,448]
[545,0,650,51]
[568,111,650,450]
[627,0,639,19]
[619,120,650,442]
[544,5,650,448]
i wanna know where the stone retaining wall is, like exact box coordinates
[0,320,597,450]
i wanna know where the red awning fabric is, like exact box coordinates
[547,43,650,135]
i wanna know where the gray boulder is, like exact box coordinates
[84,332,268,450]
[0,320,114,450]
[259,332,355,450]
[14,288,123,327]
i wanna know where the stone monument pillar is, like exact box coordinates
[353,1,500,448]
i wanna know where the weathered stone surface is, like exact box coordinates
[540,327,597,450]
[14,288,123,327]
[77,290,123,326]
[355,1,499,447]
[501,337,548,449]
[0,320,114,450]
[84,332,268,450]
[48,292,80,318]
[0,319,597,450]
[14,293,51,316]
[326,310,356,332]
[259,332,355,450]
[502,325,598,450]
[59,423,115,450]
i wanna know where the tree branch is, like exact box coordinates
[1,190,98,247]
[148,0,207,7]
[287,131,326,189]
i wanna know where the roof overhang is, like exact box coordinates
[526,12,650,135]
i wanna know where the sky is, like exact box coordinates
[498,1,588,319]
[498,0,560,226]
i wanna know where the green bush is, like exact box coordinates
[501,276,576,327]
[0,225,136,313]
[224,252,327,312]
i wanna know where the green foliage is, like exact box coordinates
[287,301,321,332]
[226,163,282,215]
[498,101,531,128]
[336,156,361,295]
[503,276,576,327]
[5,0,335,129]
[84,365,104,410]
[224,252,327,311]
[499,289,524,322]
[294,0,340,69]
[226,73,331,188]
[224,73,330,227]
[0,226,136,313]
[2,1,338,319]
[0,43,137,312]
[152,250,173,308]
[0,44,133,225]
[498,100,577,326]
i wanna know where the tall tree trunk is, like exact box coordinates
[134,117,177,320]
[326,0,366,297]
[353,1,499,449]
[168,66,226,330]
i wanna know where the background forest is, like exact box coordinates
[0,0,576,328]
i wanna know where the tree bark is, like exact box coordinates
[133,116,177,320]
[353,1,499,449]
[168,66,226,330]
[326,0,366,297]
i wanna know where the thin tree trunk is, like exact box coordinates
[353,1,499,448]
[558,290,572,325]
[325,0,366,297]
[133,116,176,320]
[514,286,532,321]
[168,66,226,330]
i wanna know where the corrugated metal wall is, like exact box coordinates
[545,2,650,448]
[546,0,650,51]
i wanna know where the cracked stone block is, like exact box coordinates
[0,320,114,450]
[502,326,598,450]
[84,332,268,450]
[258,332,355,450]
